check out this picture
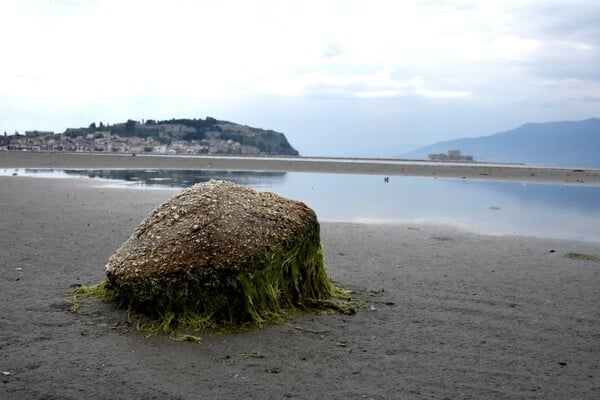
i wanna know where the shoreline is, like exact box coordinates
[2,151,600,186]
[1,176,599,399]
[3,173,599,242]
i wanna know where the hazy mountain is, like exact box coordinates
[404,118,600,167]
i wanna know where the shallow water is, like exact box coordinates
[4,168,600,242]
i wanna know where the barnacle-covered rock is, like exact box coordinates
[104,179,347,329]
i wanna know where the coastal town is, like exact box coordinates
[1,130,263,155]
[0,118,300,156]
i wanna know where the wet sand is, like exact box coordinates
[2,151,600,186]
[1,176,599,399]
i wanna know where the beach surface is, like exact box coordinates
[2,151,600,186]
[1,176,599,399]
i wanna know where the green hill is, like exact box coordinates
[63,117,299,156]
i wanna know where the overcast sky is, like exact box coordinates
[1,0,599,156]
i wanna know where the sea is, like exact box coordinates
[3,168,600,243]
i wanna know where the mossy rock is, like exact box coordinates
[103,179,349,331]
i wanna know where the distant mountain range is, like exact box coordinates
[404,118,600,167]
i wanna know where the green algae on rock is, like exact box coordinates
[101,179,351,331]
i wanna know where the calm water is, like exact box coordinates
[4,168,600,243]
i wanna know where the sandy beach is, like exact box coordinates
[1,174,599,398]
[2,151,600,186]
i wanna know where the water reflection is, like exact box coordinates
[3,168,599,242]
[63,169,286,188]
[271,174,600,242]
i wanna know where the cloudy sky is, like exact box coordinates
[1,0,599,156]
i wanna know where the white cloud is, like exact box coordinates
[0,0,532,100]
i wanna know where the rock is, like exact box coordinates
[104,180,344,328]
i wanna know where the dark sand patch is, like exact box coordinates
[564,252,600,263]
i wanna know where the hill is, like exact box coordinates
[64,117,298,155]
[57,117,299,156]
[404,118,600,167]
